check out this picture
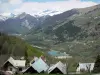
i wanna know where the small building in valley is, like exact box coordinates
[55,55,72,59]
[48,61,67,74]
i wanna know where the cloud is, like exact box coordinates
[0,0,98,16]
[0,0,23,14]
[14,0,97,16]
[9,0,23,5]
[1,12,11,16]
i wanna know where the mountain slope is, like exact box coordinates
[24,9,80,44]
[0,13,46,34]
[23,4,100,61]
[0,33,44,57]
[26,4,100,43]
[0,4,100,61]
[0,9,78,34]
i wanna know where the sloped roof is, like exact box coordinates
[14,60,26,67]
[3,57,26,68]
[76,63,94,72]
[32,58,49,73]
[48,61,66,74]
[30,56,38,65]
[22,66,38,74]
[23,58,49,73]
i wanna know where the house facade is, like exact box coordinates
[76,63,94,73]
[48,61,67,74]
[2,57,26,74]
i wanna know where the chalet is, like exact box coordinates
[48,61,67,74]
[76,63,94,73]
[23,57,49,74]
[2,57,26,74]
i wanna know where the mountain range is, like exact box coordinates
[0,12,47,34]
[1,4,100,61]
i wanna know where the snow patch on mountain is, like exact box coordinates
[1,9,62,18]
[21,20,32,29]
[0,15,8,21]
[17,12,27,19]
[32,10,62,16]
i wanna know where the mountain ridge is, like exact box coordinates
[22,4,100,61]
[1,4,100,61]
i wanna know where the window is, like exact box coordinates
[19,68,22,71]
[10,68,12,71]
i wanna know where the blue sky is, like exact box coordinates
[0,0,99,16]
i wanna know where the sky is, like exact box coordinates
[0,0,99,16]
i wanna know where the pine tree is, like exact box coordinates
[93,54,100,73]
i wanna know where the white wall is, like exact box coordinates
[7,66,17,74]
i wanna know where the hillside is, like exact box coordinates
[0,4,100,62]
[23,4,100,61]
[0,33,44,57]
